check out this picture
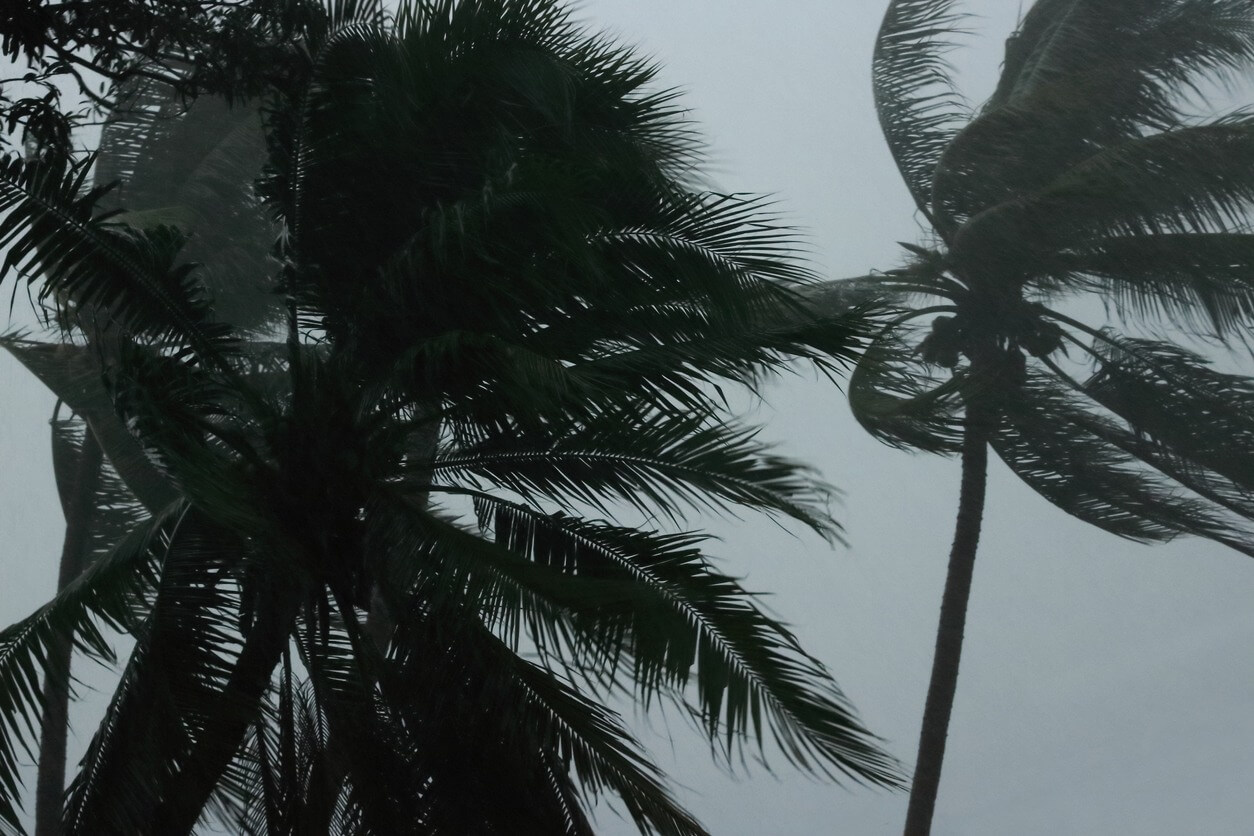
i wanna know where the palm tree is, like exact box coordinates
[850,1,1254,832]
[0,69,278,834]
[0,1,903,832]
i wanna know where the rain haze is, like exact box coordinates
[3,1,1254,834]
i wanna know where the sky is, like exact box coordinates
[4,1,1254,834]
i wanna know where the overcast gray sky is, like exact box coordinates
[3,1,1254,834]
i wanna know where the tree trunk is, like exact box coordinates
[902,412,990,836]
[35,431,103,836]
[307,418,441,830]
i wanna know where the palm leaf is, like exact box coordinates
[0,155,232,360]
[0,503,176,834]
[847,324,964,453]
[380,589,708,836]
[291,595,609,835]
[435,408,839,538]
[993,369,1254,553]
[1083,335,1254,491]
[871,0,967,224]
[992,0,1254,120]
[373,493,901,787]
[1055,232,1254,337]
[938,1,1254,225]
[63,510,295,836]
[954,118,1254,268]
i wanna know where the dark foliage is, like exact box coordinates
[0,2,902,833]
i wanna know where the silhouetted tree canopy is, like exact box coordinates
[0,1,903,833]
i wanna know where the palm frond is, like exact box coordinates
[435,408,839,538]
[955,117,1254,267]
[557,290,877,405]
[291,594,609,836]
[993,369,1254,552]
[848,324,964,453]
[289,608,435,836]
[381,586,710,836]
[0,503,176,834]
[64,510,294,836]
[1083,335,1254,492]
[368,188,873,431]
[216,662,352,836]
[376,494,902,788]
[0,155,233,360]
[871,0,967,224]
[1064,409,1254,533]
[1054,232,1254,337]
[992,0,1254,120]
[937,0,1254,225]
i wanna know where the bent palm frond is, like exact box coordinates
[994,370,1254,554]
[370,494,900,787]
[0,503,176,833]
[434,409,838,537]
[872,0,967,224]
[1055,232,1254,338]
[0,156,233,360]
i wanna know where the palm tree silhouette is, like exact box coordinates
[848,1,1254,831]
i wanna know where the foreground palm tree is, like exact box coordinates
[854,1,1254,832]
[0,1,902,832]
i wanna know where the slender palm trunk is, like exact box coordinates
[35,431,103,836]
[903,411,990,836]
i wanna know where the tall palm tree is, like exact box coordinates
[852,1,1254,832]
[0,1,903,832]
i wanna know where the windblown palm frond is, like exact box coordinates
[935,0,1254,230]
[0,502,176,833]
[872,0,968,223]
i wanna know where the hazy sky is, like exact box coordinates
[3,2,1254,834]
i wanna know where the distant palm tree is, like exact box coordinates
[0,1,902,832]
[12,72,278,836]
[850,1,1254,832]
